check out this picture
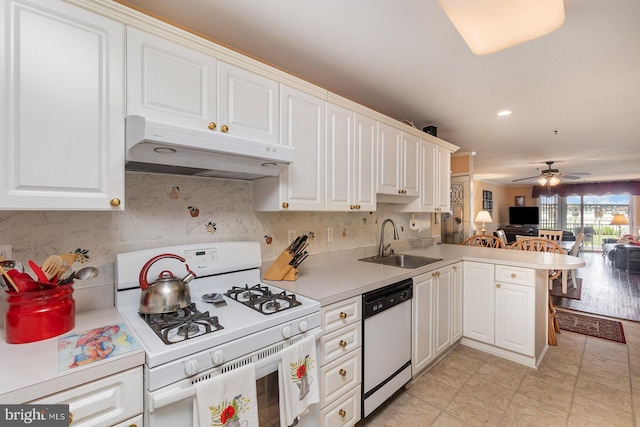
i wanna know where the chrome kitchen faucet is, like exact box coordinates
[378,218,400,257]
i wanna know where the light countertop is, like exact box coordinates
[265,243,585,306]
[0,306,144,403]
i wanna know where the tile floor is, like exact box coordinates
[358,314,640,426]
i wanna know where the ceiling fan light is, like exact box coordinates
[549,176,560,186]
[437,0,565,55]
[537,176,548,186]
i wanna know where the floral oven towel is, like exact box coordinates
[278,336,320,427]
[193,363,259,427]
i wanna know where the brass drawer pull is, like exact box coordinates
[339,369,347,377]
[511,273,517,278]
[339,311,347,319]
[207,122,217,130]
[339,340,347,348]
[221,125,229,133]
[496,283,502,288]
[339,409,346,417]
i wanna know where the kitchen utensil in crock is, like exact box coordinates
[42,255,63,281]
[0,264,20,292]
[57,266,99,286]
[138,254,196,314]
[28,260,50,282]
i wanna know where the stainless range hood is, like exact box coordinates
[125,115,294,180]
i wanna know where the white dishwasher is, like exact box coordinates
[362,278,413,418]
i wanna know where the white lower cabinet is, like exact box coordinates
[412,263,462,375]
[29,367,143,427]
[319,296,362,426]
[463,262,541,364]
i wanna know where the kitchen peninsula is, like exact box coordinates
[265,243,584,371]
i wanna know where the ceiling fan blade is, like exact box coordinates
[512,176,539,182]
[560,173,589,180]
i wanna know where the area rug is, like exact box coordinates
[550,277,582,300]
[557,310,626,343]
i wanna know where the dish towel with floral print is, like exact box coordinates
[193,362,259,427]
[278,336,319,426]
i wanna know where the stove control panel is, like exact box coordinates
[184,248,217,269]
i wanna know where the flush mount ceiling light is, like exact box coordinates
[497,110,512,116]
[437,0,565,55]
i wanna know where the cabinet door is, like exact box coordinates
[218,61,279,143]
[126,27,217,129]
[401,132,420,197]
[326,103,354,211]
[463,262,495,344]
[0,0,124,210]
[495,281,535,356]
[377,123,401,195]
[353,114,377,211]
[277,85,325,210]
[451,263,463,342]
[420,140,438,211]
[412,272,435,373]
[434,266,452,357]
[436,145,451,211]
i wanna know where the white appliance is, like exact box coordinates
[362,279,413,418]
[115,242,321,427]
[125,115,295,179]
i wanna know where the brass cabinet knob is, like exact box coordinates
[69,412,73,425]
[339,368,347,377]
[355,204,361,209]
[432,272,438,278]
[511,273,517,278]
[350,205,355,210]
[339,311,347,319]
[339,409,346,418]
[207,122,217,130]
[221,125,229,133]
[282,202,289,208]
[453,265,458,271]
[496,283,501,288]
[109,198,121,207]
[339,340,347,348]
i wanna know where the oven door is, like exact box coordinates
[146,329,322,427]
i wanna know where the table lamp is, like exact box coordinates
[475,210,493,234]
[610,213,629,236]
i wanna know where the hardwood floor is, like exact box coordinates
[552,250,640,322]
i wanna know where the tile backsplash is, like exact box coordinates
[0,172,431,319]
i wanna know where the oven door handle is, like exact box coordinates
[151,328,323,411]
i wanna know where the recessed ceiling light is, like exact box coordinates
[497,110,512,117]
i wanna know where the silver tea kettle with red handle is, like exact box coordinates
[138,254,196,314]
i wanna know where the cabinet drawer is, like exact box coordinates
[495,265,534,286]
[320,349,361,407]
[30,367,142,427]
[320,385,361,427]
[112,413,143,427]
[319,322,361,366]
[322,296,361,334]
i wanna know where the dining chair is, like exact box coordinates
[494,230,508,246]
[538,229,564,241]
[461,235,505,248]
[509,237,563,346]
[563,232,585,291]
[515,234,531,241]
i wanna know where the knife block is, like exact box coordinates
[263,249,299,281]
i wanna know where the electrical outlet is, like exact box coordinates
[288,230,296,243]
[327,227,334,242]
[0,244,13,260]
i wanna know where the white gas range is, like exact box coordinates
[115,242,322,427]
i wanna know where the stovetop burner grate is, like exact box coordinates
[224,284,302,315]
[140,303,224,345]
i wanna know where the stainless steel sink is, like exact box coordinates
[358,254,443,269]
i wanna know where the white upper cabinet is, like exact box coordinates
[401,139,452,213]
[217,62,279,144]
[377,123,419,197]
[325,104,376,211]
[127,28,278,142]
[0,0,124,210]
[126,27,217,129]
[253,85,325,211]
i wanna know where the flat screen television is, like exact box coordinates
[509,206,540,225]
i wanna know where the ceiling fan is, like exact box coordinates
[512,161,590,186]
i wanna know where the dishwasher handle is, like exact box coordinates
[363,278,412,319]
